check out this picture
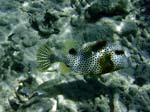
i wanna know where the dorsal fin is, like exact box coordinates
[91,40,107,52]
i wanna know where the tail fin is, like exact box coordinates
[36,43,54,71]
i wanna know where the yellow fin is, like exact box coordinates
[59,62,70,74]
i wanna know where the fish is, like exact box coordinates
[36,40,128,75]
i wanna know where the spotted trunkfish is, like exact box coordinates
[36,40,128,75]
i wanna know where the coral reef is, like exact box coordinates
[84,0,131,22]
[0,0,149,112]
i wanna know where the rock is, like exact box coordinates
[84,0,131,22]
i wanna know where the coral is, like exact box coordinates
[71,22,115,44]
[78,96,110,112]
[84,0,131,22]
[119,21,138,36]
[8,25,39,47]
[29,9,60,37]
[0,0,149,112]
[133,64,150,86]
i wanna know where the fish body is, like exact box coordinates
[67,40,127,75]
[37,40,128,75]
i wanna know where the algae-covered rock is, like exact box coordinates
[85,0,131,22]
[82,22,114,42]
[7,23,40,48]
[119,21,138,36]
[29,10,60,37]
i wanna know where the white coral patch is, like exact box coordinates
[116,22,124,33]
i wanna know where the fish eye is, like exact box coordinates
[68,48,77,55]
[114,50,124,55]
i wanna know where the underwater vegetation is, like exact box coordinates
[0,0,149,112]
